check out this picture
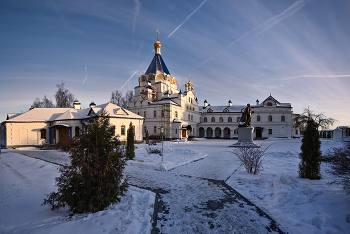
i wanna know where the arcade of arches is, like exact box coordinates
[198,127,239,139]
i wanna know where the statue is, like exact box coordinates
[239,104,253,127]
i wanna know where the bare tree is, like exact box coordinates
[294,107,336,130]
[122,90,134,109]
[55,81,75,108]
[32,95,55,108]
[110,90,123,106]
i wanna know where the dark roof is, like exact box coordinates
[145,54,170,75]
[261,95,280,104]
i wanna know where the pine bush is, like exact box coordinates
[145,130,149,144]
[299,119,322,179]
[42,110,128,213]
[126,122,135,160]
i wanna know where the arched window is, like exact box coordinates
[154,110,156,117]
[257,115,261,122]
[211,117,215,122]
[267,102,273,106]
[219,117,223,122]
[204,117,207,122]
[268,129,273,134]
[228,117,232,122]
[188,114,190,120]
[191,115,193,121]
[121,125,126,135]
[144,111,146,118]
[281,115,285,122]
[268,115,272,122]
[236,117,240,122]
[295,129,298,135]
[234,129,238,135]
[175,111,178,118]
[154,126,157,133]
[40,129,46,139]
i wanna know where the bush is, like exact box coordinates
[146,147,161,154]
[233,146,268,175]
[42,110,128,213]
[145,130,149,144]
[325,142,350,194]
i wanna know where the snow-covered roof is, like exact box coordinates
[6,113,22,120]
[6,108,73,122]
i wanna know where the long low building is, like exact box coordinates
[0,102,144,148]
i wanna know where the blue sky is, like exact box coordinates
[1,0,349,127]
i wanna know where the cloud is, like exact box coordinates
[197,0,310,68]
[133,0,141,34]
[82,65,88,84]
[166,0,207,39]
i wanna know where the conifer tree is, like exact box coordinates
[327,131,332,138]
[299,119,322,179]
[145,130,149,144]
[42,110,127,213]
[126,122,135,160]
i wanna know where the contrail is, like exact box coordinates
[120,50,154,90]
[166,0,207,39]
[197,0,310,68]
[133,0,141,34]
[82,65,88,84]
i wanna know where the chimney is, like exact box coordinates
[73,100,81,109]
[228,100,232,107]
[204,99,208,107]
[89,101,96,108]
[256,99,259,105]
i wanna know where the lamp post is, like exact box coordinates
[160,126,164,162]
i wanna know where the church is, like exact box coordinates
[127,34,300,140]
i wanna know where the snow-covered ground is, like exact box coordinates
[1,138,350,233]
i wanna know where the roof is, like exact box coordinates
[6,108,73,122]
[145,54,170,75]
[261,95,281,105]
[6,113,22,120]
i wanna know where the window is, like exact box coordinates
[121,125,125,135]
[211,117,215,122]
[161,110,164,117]
[234,129,238,135]
[111,125,116,135]
[175,111,178,118]
[144,111,146,118]
[154,126,157,133]
[188,114,190,120]
[268,129,272,135]
[75,126,80,137]
[295,129,298,135]
[224,109,229,112]
[257,115,261,122]
[219,117,223,122]
[236,117,240,122]
[138,112,140,115]
[281,115,285,122]
[204,117,207,122]
[191,115,193,121]
[208,109,213,113]
[268,115,272,122]
[267,102,273,106]
[40,129,46,139]
[144,126,147,134]
[154,110,156,117]
[228,117,232,122]
[175,129,178,134]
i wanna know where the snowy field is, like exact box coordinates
[1,138,350,233]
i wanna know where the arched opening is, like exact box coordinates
[215,127,221,138]
[211,117,215,122]
[204,117,207,122]
[224,127,230,139]
[206,127,213,138]
[228,117,232,122]
[199,127,205,138]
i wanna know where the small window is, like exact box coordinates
[161,110,164,117]
[154,126,157,133]
[234,129,238,135]
[295,129,298,135]
[268,129,272,135]
[40,129,46,139]
[111,125,116,135]
[267,102,273,106]
[208,109,213,113]
[224,109,229,112]
[204,117,207,122]
[175,111,178,118]
[281,115,285,122]
[268,115,272,122]
[211,117,215,122]
[191,115,193,121]
[144,111,146,118]
[138,112,140,115]
[75,126,80,137]
[188,114,190,120]
[257,115,260,122]
[144,126,147,133]
[228,117,232,122]
[175,129,177,134]
[154,110,156,117]
[219,117,223,122]
[121,125,125,135]
[236,117,240,122]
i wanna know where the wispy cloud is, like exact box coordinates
[82,65,88,84]
[197,0,310,68]
[133,0,141,34]
[166,0,207,39]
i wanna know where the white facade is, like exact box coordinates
[0,102,144,148]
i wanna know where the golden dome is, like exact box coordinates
[154,40,162,49]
